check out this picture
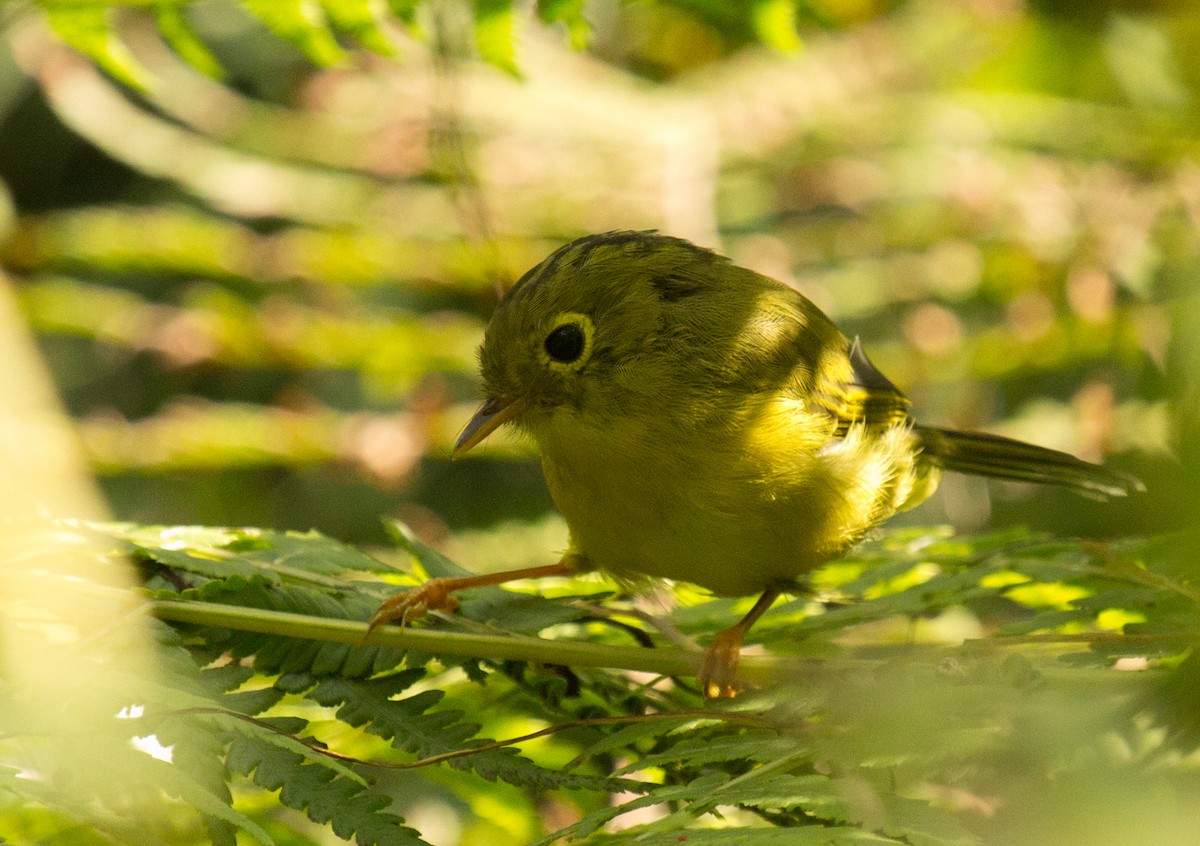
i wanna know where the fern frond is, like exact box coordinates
[303,673,638,791]
[226,736,428,846]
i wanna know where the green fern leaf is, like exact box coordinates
[696,772,847,817]
[565,713,701,766]
[868,792,980,846]
[321,0,401,56]
[385,518,474,579]
[199,662,257,694]
[121,523,401,583]
[43,4,149,89]
[304,673,633,790]
[385,520,605,633]
[610,771,854,836]
[227,737,428,846]
[474,0,519,75]
[614,729,792,774]
[241,0,346,66]
[192,709,370,787]
[177,578,408,677]
[152,4,225,79]
[753,0,802,53]
[151,697,240,846]
[142,756,275,846]
[537,0,589,49]
[242,527,405,577]
[531,772,734,845]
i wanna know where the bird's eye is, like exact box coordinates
[544,323,586,363]
[540,312,594,370]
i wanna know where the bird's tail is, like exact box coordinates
[915,426,1143,500]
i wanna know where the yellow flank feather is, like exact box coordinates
[378,230,1142,697]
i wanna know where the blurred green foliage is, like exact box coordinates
[5,520,1198,846]
[1,0,1191,547]
[1,0,1199,843]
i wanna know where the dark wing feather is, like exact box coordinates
[810,336,913,435]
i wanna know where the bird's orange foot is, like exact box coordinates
[698,627,746,699]
[368,578,461,634]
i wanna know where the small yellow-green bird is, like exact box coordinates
[371,231,1140,697]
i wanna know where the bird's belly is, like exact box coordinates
[538,427,853,597]
[534,409,929,597]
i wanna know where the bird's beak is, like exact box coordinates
[453,396,524,458]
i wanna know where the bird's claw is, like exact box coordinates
[698,627,745,699]
[368,578,461,634]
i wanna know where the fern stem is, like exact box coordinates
[149,599,811,684]
[149,600,1160,691]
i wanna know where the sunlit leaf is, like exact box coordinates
[754,0,802,53]
[241,0,346,66]
[321,0,402,56]
[153,4,225,79]
[474,0,519,75]
[44,4,150,89]
[537,0,590,49]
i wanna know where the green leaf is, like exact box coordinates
[227,737,428,846]
[238,527,401,576]
[118,523,400,584]
[199,663,257,694]
[241,0,346,66]
[153,4,225,79]
[306,674,629,790]
[145,756,276,846]
[385,0,423,26]
[44,5,150,89]
[97,520,1200,843]
[869,791,980,846]
[565,713,701,767]
[614,728,794,774]
[705,772,847,816]
[531,772,732,845]
[1146,646,1200,750]
[753,0,803,53]
[537,0,590,49]
[191,708,370,787]
[322,0,401,56]
[386,518,475,579]
[168,578,406,677]
[474,0,519,75]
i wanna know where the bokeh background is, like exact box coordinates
[0,0,1194,577]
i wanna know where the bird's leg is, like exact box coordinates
[698,587,782,698]
[367,555,583,634]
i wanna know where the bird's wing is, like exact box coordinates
[810,336,913,435]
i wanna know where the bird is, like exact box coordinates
[369,231,1141,697]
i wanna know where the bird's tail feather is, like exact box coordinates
[916,426,1143,500]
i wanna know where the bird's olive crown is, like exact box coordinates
[476,232,727,417]
[475,230,848,429]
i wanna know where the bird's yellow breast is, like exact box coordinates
[531,394,932,597]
